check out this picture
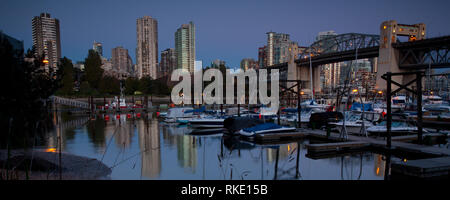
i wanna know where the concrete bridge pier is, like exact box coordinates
[292,64,321,97]
[376,20,426,91]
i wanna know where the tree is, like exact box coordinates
[124,77,140,95]
[99,76,120,95]
[79,81,96,96]
[84,50,103,90]
[0,37,60,148]
[56,57,75,95]
[138,77,152,95]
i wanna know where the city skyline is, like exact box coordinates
[1,0,450,69]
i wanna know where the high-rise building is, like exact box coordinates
[264,32,299,67]
[112,46,133,79]
[258,46,267,68]
[92,41,103,57]
[32,13,61,72]
[266,32,295,66]
[175,21,195,72]
[240,58,258,71]
[159,48,176,78]
[136,16,158,79]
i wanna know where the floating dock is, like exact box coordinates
[391,156,450,179]
[249,128,449,179]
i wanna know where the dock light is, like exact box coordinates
[403,158,407,162]
[45,148,57,153]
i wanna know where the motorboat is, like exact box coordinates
[366,120,428,136]
[276,107,315,124]
[238,123,296,138]
[331,112,374,135]
[423,95,444,105]
[111,96,127,109]
[164,107,194,123]
[188,118,225,129]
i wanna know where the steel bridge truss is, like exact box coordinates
[301,33,380,58]
[395,36,450,69]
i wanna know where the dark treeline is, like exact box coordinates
[0,37,60,148]
[55,49,171,97]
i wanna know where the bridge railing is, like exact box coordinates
[50,96,90,110]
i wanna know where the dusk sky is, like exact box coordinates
[1,0,450,68]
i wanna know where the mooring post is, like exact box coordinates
[386,72,392,149]
[277,106,281,125]
[92,96,95,113]
[144,96,148,112]
[238,104,240,117]
[88,96,91,113]
[384,153,391,180]
[295,142,301,179]
[416,72,423,144]
[297,84,302,128]
[274,147,280,180]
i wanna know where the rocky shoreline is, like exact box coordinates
[0,149,111,180]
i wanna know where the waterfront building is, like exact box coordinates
[112,46,133,79]
[266,32,299,66]
[136,16,158,79]
[258,46,267,68]
[32,13,61,72]
[160,48,177,78]
[175,21,195,72]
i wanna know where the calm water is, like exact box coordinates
[39,112,396,180]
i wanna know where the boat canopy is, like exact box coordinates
[243,123,282,133]
[167,107,194,118]
[184,106,206,113]
[351,102,373,111]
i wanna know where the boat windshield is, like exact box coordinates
[345,113,361,121]
[377,121,410,127]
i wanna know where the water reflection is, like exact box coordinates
[138,118,161,178]
[43,112,394,180]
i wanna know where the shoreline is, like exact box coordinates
[0,149,111,180]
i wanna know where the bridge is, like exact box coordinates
[50,96,90,110]
[264,20,450,94]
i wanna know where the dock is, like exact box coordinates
[249,128,450,179]
[391,157,450,179]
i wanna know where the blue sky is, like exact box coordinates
[1,0,450,68]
